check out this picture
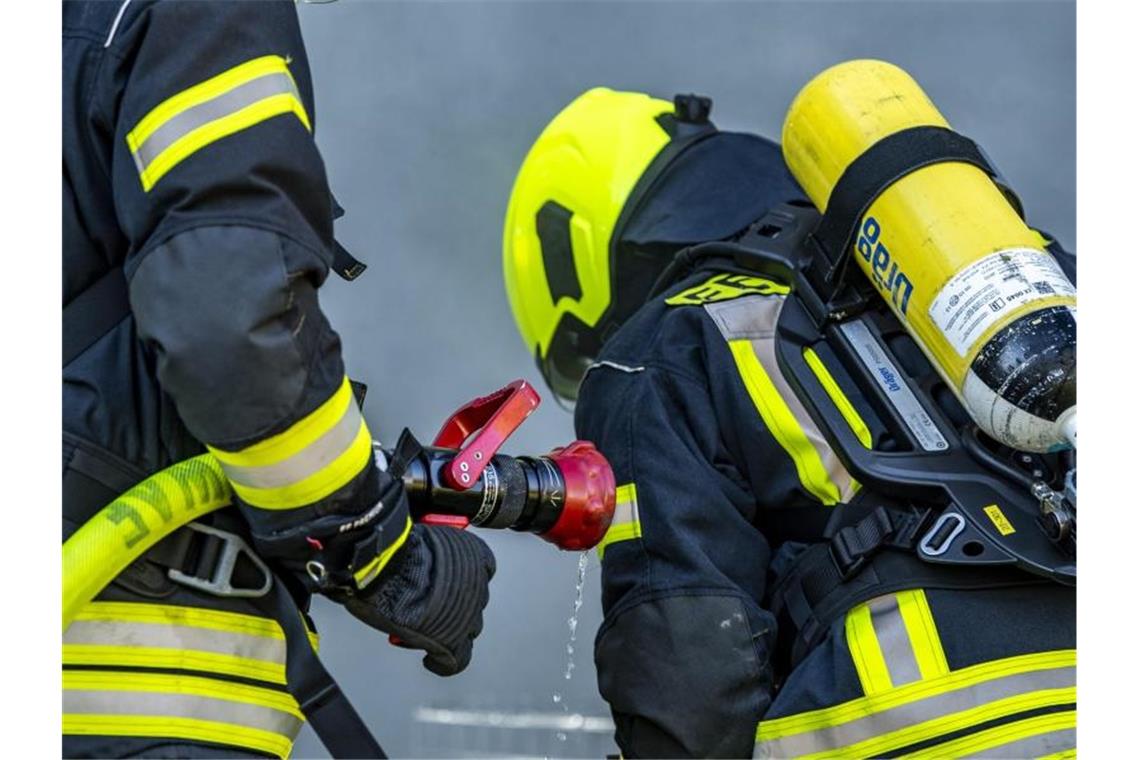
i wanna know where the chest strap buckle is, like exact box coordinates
[166,521,273,598]
[829,506,935,581]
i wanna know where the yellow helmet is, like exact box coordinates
[503,87,716,401]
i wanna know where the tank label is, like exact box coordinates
[839,319,949,452]
[929,248,1076,357]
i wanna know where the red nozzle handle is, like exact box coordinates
[539,441,617,551]
[432,379,540,492]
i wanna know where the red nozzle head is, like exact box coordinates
[540,441,616,551]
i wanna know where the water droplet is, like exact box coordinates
[551,552,591,743]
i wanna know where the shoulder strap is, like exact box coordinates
[256,577,388,758]
[63,267,131,367]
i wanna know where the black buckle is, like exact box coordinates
[828,506,895,581]
[168,522,273,598]
[889,508,937,550]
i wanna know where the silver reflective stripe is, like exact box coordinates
[64,689,301,739]
[754,665,1075,759]
[64,619,286,665]
[959,724,1075,759]
[867,595,922,687]
[611,494,639,527]
[705,296,857,501]
[130,71,302,174]
[219,400,363,490]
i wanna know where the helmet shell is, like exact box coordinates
[502,88,675,401]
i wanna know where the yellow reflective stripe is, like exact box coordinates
[74,601,318,648]
[353,516,413,588]
[895,590,949,681]
[63,715,293,760]
[74,601,284,638]
[63,644,286,685]
[127,56,302,147]
[729,339,842,505]
[229,419,371,509]
[210,376,356,468]
[803,347,872,449]
[62,670,304,758]
[209,376,374,509]
[898,710,1076,759]
[799,687,1076,760]
[63,669,303,719]
[64,601,319,683]
[597,483,641,560]
[140,94,308,191]
[1038,748,1078,760]
[757,649,1075,741]
[127,55,311,192]
[846,601,894,695]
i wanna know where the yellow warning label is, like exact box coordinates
[983,504,1016,536]
[665,273,790,307]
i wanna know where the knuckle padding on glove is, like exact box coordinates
[414,527,495,644]
[344,524,495,674]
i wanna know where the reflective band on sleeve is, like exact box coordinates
[209,376,373,510]
[353,516,413,588]
[63,602,319,685]
[753,649,1076,760]
[63,670,302,759]
[706,296,857,506]
[596,483,640,560]
[126,55,311,191]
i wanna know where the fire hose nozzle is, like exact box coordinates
[392,379,618,551]
[537,441,616,551]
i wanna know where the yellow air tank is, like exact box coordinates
[783,60,1076,452]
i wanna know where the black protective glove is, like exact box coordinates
[341,523,496,676]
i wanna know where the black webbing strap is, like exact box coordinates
[332,240,367,281]
[769,506,1044,668]
[63,267,130,367]
[809,125,1024,286]
[257,579,387,759]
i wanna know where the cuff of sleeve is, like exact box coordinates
[351,514,413,589]
[209,375,372,511]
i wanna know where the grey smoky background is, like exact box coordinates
[294,1,1074,756]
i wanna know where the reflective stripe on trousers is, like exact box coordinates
[754,591,1076,759]
[63,601,316,758]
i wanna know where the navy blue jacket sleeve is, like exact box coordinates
[577,353,778,758]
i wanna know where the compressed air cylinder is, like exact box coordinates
[782,60,1076,452]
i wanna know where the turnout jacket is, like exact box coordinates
[575,135,1076,758]
[63,2,406,756]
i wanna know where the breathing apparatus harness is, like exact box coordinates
[650,125,1076,671]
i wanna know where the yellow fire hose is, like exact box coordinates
[62,453,232,630]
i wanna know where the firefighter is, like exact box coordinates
[63,2,495,757]
[503,88,1076,758]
